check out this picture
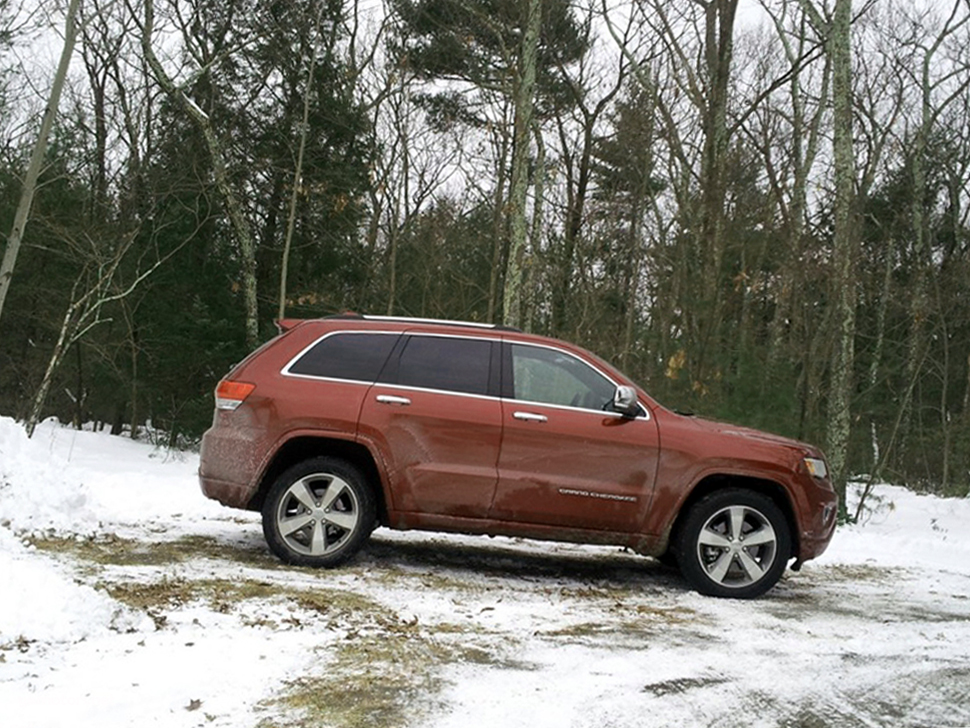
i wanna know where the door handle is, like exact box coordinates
[513,411,547,423]
[376,394,411,406]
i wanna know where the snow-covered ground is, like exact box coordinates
[1,416,969,728]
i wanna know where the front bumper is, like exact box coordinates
[797,487,838,562]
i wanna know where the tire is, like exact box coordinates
[261,457,376,568]
[676,489,791,599]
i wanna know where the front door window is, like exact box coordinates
[511,343,615,411]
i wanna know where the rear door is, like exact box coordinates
[357,333,503,519]
[490,342,660,533]
[280,330,402,433]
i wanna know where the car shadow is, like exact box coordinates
[358,531,684,592]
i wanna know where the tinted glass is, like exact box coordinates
[511,344,615,410]
[396,336,491,395]
[288,332,398,381]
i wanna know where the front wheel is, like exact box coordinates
[676,489,791,599]
[262,457,376,568]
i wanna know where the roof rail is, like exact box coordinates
[324,312,520,332]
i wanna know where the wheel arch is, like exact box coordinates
[665,474,799,561]
[248,435,389,525]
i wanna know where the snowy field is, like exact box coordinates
[1,416,969,728]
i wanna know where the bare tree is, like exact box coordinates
[898,0,970,453]
[755,1,829,369]
[502,0,542,328]
[793,0,857,509]
[25,214,202,436]
[550,0,632,337]
[278,1,328,322]
[0,0,81,331]
[136,0,260,348]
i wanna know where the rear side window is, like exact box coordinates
[287,332,399,382]
[394,336,491,395]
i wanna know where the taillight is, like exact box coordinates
[215,380,255,410]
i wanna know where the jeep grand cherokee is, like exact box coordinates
[199,314,837,598]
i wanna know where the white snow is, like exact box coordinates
[1,414,969,727]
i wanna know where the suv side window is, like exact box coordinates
[287,332,399,382]
[510,343,615,410]
[392,335,492,396]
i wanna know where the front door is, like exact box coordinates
[490,342,660,533]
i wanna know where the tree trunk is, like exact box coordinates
[279,2,327,321]
[487,119,511,323]
[387,112,409,316]
[552,112,594,337]
[502,0,541,329]
[694,0,738,385]
[767,13,829,368]
[26,283,83,437]
[824,0,856,515]
[867,240,893,475]
[525,121,545,334]
[0,0,81,330]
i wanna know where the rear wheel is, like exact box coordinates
[676,489,790,599]
[262,457,375,568]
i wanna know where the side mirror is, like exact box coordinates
[612,385,639,418]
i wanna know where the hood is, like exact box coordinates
[677,414,820,454]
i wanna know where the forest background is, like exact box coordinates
[0,0,969,514]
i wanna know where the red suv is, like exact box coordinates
[199,314,837,598]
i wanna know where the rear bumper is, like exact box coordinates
[198,422,264,509]
[199,474,254,510]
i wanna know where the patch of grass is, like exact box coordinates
[255,585,535,726]
[540,621,619,639]
[538,603,700,643]
[537,609,696,643]
[100,575,385,623]
[631,604,699,623]
[822,563,898,584]
[781,698,902,728]
[530,599,713,651]
[102,577,196,611]
[258,615,457,728]
[30,533,279,569]
[642,675,729,696]
[540,618,672,642]
[293,589,385,619]
[454,645,501,666]
[0,636,35,654]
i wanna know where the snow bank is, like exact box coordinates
[828,483,970,572]
[0,528,148,645]
[0,415,226,536]
[0,417,149,646]
[0,416,101,536]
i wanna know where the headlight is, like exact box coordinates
[804,457,828,479]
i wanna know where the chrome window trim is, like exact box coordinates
[281,372,376,387]
[283,372,501,405]
[280,329,649,419]
[369,383,502,403]
[501,397,649,420]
